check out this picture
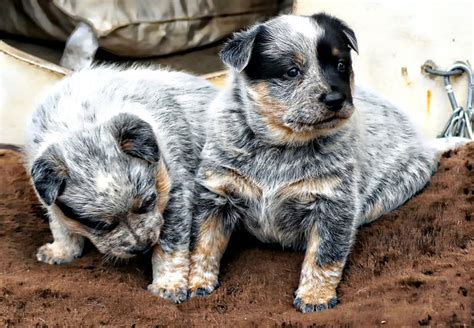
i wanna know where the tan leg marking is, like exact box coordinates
[188,215,230,296]
[148,245,189,303]
[277,176,341,202]
[203,169,262,199]
[295,227,344,311]
[156,159,171,214]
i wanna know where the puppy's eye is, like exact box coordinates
[286,67,301,78]
[337,61,347,73]
[134,193,157,214]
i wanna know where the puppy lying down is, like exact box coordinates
[188,13,469,312]
[25,67,217,303]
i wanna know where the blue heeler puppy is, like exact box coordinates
[187,14,469,312]
[25,67,217,303]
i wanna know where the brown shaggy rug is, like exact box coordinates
[0,144,473,327]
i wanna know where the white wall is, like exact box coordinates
[295,0,473,138]
[0,42,69,146]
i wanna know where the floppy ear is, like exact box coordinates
[220,25,261,72]
[109,113,160,163]
[31,146,67,206]
[341,25,358,54]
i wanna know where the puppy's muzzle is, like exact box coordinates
[128,243,153,255]
[321,92,346,112]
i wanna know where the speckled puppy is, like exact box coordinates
[188,14,468,312]
[26,67,216,303]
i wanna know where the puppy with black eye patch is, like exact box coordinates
[25,66,217,303]
[188,13,469,313]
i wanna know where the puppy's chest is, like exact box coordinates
[202,165,340,245]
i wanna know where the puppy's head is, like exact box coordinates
[31,113,169,258]
[221,13,358,144]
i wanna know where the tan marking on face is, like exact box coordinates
[295,227,345,305]
[149,245,189,292]
[120,140,134,152]
[249,83,342,144]
[277,176,342,201]
[331,47,340,57]
[189,215,230,292]
[294,52,306,66]
[156,160,171,214]
[203,169,262,199]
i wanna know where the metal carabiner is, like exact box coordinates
[441,62,473,139]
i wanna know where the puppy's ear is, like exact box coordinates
[341,25,358,54]
[220,25,262,72]
[312,13,358,54]
[109,113,160,163]
[31,146,67,206]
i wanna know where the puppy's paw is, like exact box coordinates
[187,274,219,298]
[293,295,338,313]
[147,283,188,304]
[36,242,81,265]
[293,284,338,313]
[188,283,219,298]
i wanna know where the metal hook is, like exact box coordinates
[440,61,473,139]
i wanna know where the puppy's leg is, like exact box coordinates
[294,219,354,313]
[188,214,231,297]
[37,207,84,265]
[148,243,189,304]
[148,187,191,304]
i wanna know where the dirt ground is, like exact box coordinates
[0,144,473,327]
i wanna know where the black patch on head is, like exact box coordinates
[222,24,304,81]
[312,13,357,102]
[109,113,160,163]
[244,25,298,80]
[312,13,358,54]
[31,145,66,206]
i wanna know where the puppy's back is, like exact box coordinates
[352,87,437,226]
[26,67,217,167]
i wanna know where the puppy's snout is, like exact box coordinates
[129,244,151,255]
[321,92,346,112]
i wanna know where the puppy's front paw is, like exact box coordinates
[36,242,81,265]
[147,283,188,304]
[188,271,219,298]
[293,294,338,313]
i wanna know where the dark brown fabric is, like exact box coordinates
[0,144,472,326]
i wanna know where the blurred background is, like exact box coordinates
[0,0,472,145]
[0,0,292,74]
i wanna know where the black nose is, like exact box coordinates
[128,248,143,255]
[128,244,151,255]
[321,92,346,112]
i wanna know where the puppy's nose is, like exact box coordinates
[128,244,151,255]
[321,92,346,111]
[128,248,143,255]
